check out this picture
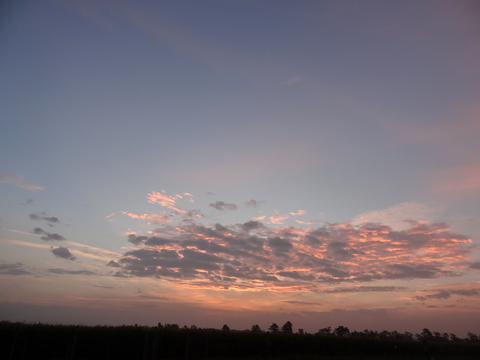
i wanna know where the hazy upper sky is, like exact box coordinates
[1,0,480,336]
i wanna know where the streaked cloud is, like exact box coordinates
[0,172,44,191]
[325,286,409,293]
[0,262,31,276]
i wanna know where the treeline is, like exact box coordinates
[2,321,480,360]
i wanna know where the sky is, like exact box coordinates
[1,0,480,336]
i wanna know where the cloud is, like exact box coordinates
[123,212,171,224]
[29,213,60,226]
[33,227,66,241]
[51,247,76,261]
[0,262,30,275]
[48,268,96,276]
[0,172,45,191]
[413,288,480,301]
[430,165,480,193]
[269,211,289,224]
[147,190,187,214]
[352,201,436,231]
[106,260,121,268]
[209,201,238,211]
[290,210,307,216]
[112,219,474,290]
[252,215,266,221]
[325,286,409,293]
[245,199,264,208]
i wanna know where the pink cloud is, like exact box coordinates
[122,212,171,224]
[252,215,266,221]
[147,190,187,214]
[269,211,290,224]
[0,172,45,191]
[430,166,480,193]
[290,210,307,216]
[295,220,314,225]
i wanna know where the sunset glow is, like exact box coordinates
[1,0,479,337]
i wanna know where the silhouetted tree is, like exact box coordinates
[282,321,293,334]
[297,328,304,335]
[419,328,433,341]
[190,325,197,330]
[268,323,279,333]
[222,324,230,332]
[251,324,261,332]
[317,326,331,336]
[333,326,350,337]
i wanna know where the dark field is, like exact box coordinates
[2,322,480,360]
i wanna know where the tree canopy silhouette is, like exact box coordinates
[282,321,293,334]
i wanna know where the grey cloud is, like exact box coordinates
[0,262,30,276]
[51,247,76,261]
[127,234,148,245]
[33,227,66,241]
[29,213,60,225]
[283,301,320,306]
[48,268,95,276]
[414,288,479,301]
[209,201,237,211]
[304,235,322,246]
[268,237,293,253]
[384,263,445,280]
[325,286,408,293]
[469,261,480,270]
[277,271,315,281]
[239,220,265,232]
[106,260,121,268]
[245,199,264,208]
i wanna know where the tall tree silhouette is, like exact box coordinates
[269,323,279,333]
[282,321,292,334]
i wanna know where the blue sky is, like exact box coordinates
[1,0,480,335]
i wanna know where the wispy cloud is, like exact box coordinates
[269,211,289,224]
[122,212,172,224]
[352,201,436,231]
[429,165,480,194]
[0,172,44,191]
[0,262,31,276]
